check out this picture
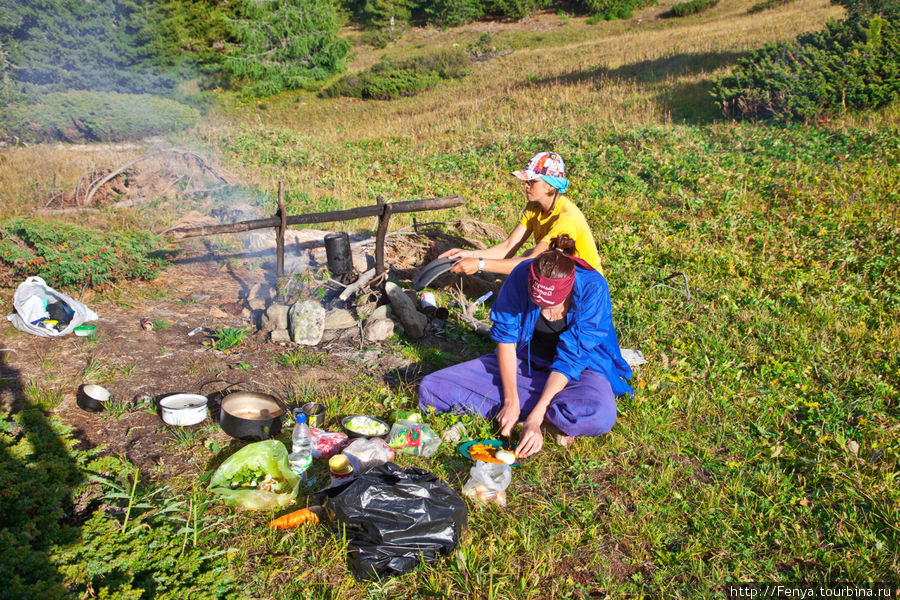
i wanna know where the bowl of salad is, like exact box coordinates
[341,415,390,439]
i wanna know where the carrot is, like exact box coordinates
[268,505,321,529]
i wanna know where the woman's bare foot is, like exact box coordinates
[544,422,575,448]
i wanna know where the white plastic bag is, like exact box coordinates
[342,437,394,472]
[7,276,98,337]
[462,460,511,506]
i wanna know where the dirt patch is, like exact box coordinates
[672,453,713,484]
[600,538,655,584]
[0,228,496,478]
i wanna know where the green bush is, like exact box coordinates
[0,219,169,289]
[713,15,900,121]
[664,0,719,17]
[0,0,350,102]
[833,0,899,19]
[0,405,236,599]
[56,509,235,599]
[748,0,796,13]
[487,0,554,19]
[221,0,351,99]
[581,0,657,20]
[0,90,199,143]
[0,0,181,96]
[0,408,91,600]
[426,0,487,25]
[322,48,469,99]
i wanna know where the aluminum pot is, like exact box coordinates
[159,393,208,426]
[219,391,286,440]
[77,384,110,413]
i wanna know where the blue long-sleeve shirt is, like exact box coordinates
[489,260,633,397]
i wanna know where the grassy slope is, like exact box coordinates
[204,0,899,595]
[1,0,898,596]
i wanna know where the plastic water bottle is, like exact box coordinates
[292,413,310,453]
[288,414,315,487]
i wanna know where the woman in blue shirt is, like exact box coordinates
[418,235,632,458]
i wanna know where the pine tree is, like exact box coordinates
[0,0,178,94]
[221,0,351,97]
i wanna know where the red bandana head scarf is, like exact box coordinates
[528,260,575,307]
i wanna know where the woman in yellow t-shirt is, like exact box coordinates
[441,152,603,275]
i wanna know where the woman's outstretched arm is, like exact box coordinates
[496,342,521,436]
[515,371,569,458]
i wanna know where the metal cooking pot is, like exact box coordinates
[218,390,286,440]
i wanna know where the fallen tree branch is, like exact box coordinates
[452,282,491,336]
[458,313,491,337]
[32,207,101,216]
[339,268,377,301]
[79,148,231,207]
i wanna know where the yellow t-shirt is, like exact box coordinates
[518,195,603,273]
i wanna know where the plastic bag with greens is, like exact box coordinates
[209,440,300,510]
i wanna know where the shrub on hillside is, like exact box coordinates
[0,90,199,143]
[487,0,554,19]
[426,0,487,25]
[748,0,796,13]
[664,0,719,17]
[832,0,899,19]
[322,48,469,99]
[0,0,180,95]
[0,219,169,289]
[0,0,350,102]
[713,15,900,121]
[221,0,351,98]
[581,0,657,21]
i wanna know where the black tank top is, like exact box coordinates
[530,314,567,365]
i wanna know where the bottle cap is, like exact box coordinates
[296,413,307,425]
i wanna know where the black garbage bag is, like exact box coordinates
[317,462,468,581]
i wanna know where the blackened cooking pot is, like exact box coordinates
[219,391,286,440]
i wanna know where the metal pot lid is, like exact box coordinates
[413,257,455,291]
[221,391,284,421]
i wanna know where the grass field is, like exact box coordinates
[1,0,898,597]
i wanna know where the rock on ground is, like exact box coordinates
[270,329,291,343]
[289,300,325,345]
[324,308,357,331]
[385,282,427,339]
[364,318,394,343]
[261,303,290,331]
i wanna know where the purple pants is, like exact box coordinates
[418,352,616,437]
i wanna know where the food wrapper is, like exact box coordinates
[309,427,349,459]
[343,437,394,471]
[387,419,441,457]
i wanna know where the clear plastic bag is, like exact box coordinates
[342,437,394,472]
[386,419,441,457]
[308,427,348,459]
[462,460,511,506]
[208,440,300,510]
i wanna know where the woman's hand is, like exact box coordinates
[449,257,479,275]
[497,401,520,437]
[515,417,544,458]
[438,247,470,260]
